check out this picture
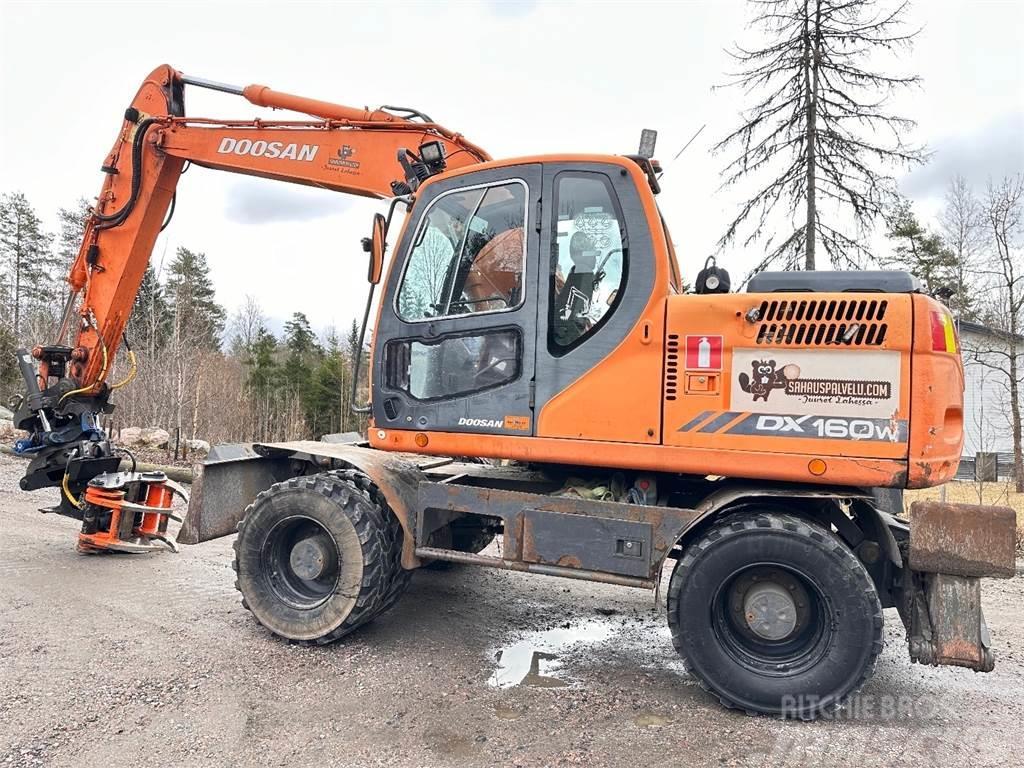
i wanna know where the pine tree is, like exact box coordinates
[884,197,956,300]
[284,312,319,358]
[165,247,226,350]
[55,198,90,294]
[127,264,171,355]
[715,0,926,273]
[346,317,369,433]
[346,318,362,371]
[0,192,56,337]
[246,324,281,395]
[282,312,322,426]
[308,329,345,436]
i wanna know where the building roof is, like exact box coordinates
[958,319,1024,343]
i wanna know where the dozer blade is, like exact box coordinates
[905,501,1016,672]
[177,444,292,545]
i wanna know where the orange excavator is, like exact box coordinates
[10,65,1017,718]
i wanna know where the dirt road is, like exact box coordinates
[1,453,1022,768]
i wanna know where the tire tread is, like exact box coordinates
[232,469,410,644]
[666,511,884,719]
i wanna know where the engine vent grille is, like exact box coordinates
[754,298,888,347]
[665,334,680,401]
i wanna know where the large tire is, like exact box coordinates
[233,470,409,644]
[667,512,883,719]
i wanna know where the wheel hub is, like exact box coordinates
[261,516,342,609]
[289,536,334,581]
[743,582,798,641]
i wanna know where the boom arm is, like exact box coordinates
[14,64,488,497]
[62,64,488,387]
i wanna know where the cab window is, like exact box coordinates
[549,173,627,353]
[385,330,521,401]
[397,180,527,322]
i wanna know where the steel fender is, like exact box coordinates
[683,480,874,539]
[179,441,427,568]
[253,441,426,568]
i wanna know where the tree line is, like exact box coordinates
[0,190,368,446]
[890,175,1024,491]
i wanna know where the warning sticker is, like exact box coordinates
[685,335,723,370]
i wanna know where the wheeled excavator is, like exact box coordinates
[8,65,1017,718]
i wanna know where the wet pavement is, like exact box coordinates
[1,453,1023,767]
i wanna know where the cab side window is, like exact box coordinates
[397,181,527,322]
[549,173,628,353]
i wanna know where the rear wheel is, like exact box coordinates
[233,470,409,643]
[667,512,883,718]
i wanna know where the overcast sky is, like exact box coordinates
[1,0,1022,338]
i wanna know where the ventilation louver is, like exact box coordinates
[754,299,888,347]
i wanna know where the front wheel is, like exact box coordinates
[667,512,883,719]
[233,470,409,644]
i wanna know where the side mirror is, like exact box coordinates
[363,212,387,284]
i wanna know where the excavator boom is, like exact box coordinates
[12,64,488,519]
[60,65,488,386]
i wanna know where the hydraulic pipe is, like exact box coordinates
[179,75,244,96]
[241,84,401,124]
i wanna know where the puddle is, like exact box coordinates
[487,618,617,689]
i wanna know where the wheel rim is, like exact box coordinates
[712,564,830,674]
[261,515,342,610]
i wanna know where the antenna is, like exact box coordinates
[657,123,706,179]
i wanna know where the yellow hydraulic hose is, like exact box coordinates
[110,349,138,390]
[60,331,109,403]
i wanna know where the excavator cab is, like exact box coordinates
[372,157,665,445]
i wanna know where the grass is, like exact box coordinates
[904,481,1024,553]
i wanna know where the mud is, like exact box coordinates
[1,453,1022,767]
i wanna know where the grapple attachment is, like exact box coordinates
[78,471,188,553]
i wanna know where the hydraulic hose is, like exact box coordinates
[94,117,160,229]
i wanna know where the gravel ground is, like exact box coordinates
[1,452,1023,767]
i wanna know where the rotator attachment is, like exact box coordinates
[77,471,189,554]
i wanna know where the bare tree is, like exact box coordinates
[228,294,268,356]
[715,0,925,273]
[964,175,1024,491]
[940,175,985,320]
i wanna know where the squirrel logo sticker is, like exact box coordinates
[737,360,793,402]
[731,349,899,418]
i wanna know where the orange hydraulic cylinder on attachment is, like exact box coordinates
[77,473,180,554]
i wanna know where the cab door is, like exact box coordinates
[373,165,542,436]
[533,162,663,443]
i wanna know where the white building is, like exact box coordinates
[958,320,1019,479]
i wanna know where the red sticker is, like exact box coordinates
[685,335,723,370]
